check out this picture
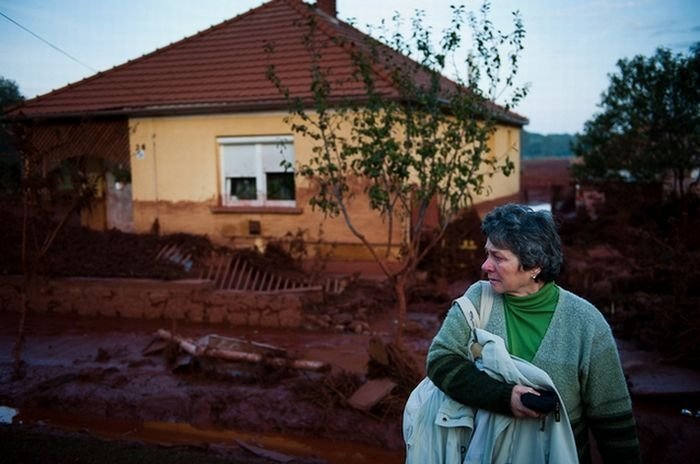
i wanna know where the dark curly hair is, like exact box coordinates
[481,204,563,282]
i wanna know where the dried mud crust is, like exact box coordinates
[2,312,699,464]
[0,207,306,282]
[0,313,407,456]
[0,208,214,279]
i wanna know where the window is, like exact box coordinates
[218,136,295,207]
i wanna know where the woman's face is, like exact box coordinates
[481,238,542,296]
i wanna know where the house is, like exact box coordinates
[5,0,527,264]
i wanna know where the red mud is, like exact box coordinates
[1,292,699,463]
[2,159,700,462]
[0,309,412,463]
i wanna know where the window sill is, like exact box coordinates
[210,205,304,215]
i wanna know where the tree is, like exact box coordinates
[572,44,700,197]
[521,131,576,158]
[267,2,527,344]
[0,76,24,110]
[5,117,102,378]
[0,77,25,193]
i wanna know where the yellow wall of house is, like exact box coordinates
[471,125,521,204]
[129,112,402,252]
[128,112,520,258]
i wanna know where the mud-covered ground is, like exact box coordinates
[0,299,430,464]
[2,159,700,462]
[1,296,699,463]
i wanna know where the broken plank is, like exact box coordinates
[348,378,397,412]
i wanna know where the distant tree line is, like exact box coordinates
[521,130,575,158]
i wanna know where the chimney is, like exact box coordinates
[316,0,337,17]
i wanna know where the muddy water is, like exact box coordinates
[13,406,404,464]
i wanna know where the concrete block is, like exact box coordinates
[259,309,280,327]
[147,290,170,305]
[96,302,118,317]
[143,304,164,320]
[51,300,73,315]
[74,298,98,316]
[226,307,248,326]
[278,307,302,328]
[119,304,145,319]
[206,305,227,324]
[163,297,189,319]
[187,306,205,323]
[85,286,114,299]
[247,309,261,326]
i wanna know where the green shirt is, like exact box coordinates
[503,282,559,361]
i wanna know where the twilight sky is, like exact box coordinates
[1,0,698,134]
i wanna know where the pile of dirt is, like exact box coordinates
[0,206,311,283]
[0,207,215,279]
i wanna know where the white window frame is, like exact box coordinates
[217,135,296,208]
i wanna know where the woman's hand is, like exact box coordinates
[510,384,541,418]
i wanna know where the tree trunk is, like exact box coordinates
[13,188,30,379]
[12,278,29,379]
[393,274,408,347]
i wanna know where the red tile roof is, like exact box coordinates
[8,0,527,126]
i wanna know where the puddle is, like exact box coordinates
[10,406,403,464]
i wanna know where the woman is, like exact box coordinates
[426,204,641,463]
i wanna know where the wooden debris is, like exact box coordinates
[348,378,397,411]
[368,336,390,366]
[154,329,329,372]
[155,243,193,272]
[141,338,169,356]
[197,251,341,293]
[202,334,286,358]
[367,336,424,391]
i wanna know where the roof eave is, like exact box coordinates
[4,101,294,121]
[5,98,528,127]
[495,112,529,127]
